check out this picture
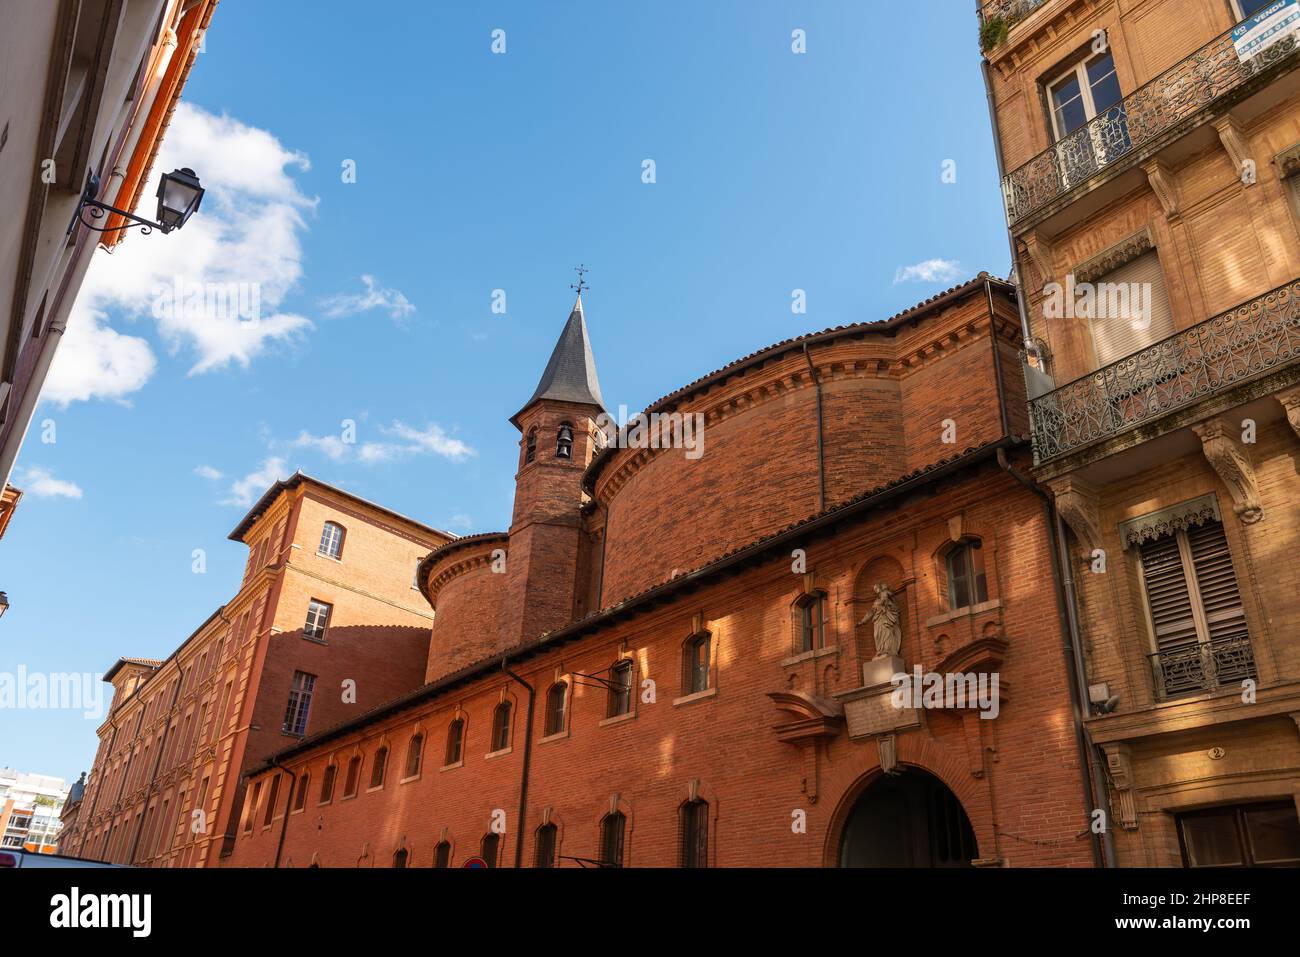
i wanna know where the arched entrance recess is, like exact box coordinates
[837,767,978,867]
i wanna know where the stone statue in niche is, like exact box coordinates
[864,583,902,659]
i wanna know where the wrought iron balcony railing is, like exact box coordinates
[1148,632,1256,700]
[1028,278,1300,463]
[1002,19,1300,227]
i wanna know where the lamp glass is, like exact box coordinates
[156,168,203,230]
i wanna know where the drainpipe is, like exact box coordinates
[985,278,1012,439]
[502,658,536,868]
[271,758,297,869]
[998,447,1115,868]
[802,343,826,512]
[981,56,1034,350]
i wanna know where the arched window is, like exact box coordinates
[600,812,626,868]
[404,734,424,779]
[342,756,361,798]
[293,773,310,812]
[682,633,711,694]
[524,427,537,464]
[318,521,345,560]
[481,832,500,868]
[945,539,988,611]
[433,840,452,868]
[393,847,409,869]
[535,823,558,868]
[544,681,567,736]
[369,746,388,788]
[680,799,708,868]
[606,660,634,718]
[491,702,512,752]
[555,422,574,460]
[444,718,465,766]
[792,592,826,653]
[319,764,336,804]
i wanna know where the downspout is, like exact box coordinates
[984,278,1012,439]
[271,757,297,869]
[980,56,1034,349]
[802,343,826,512]
[502,657,536,868]
[997,447,1114,868]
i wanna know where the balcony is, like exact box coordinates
[1001,18,1300,229]
[1148,632,1256,700]
[1028,278,1300,465]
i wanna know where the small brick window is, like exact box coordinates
[445,718,465,766]
[343,756,361,798]
[535,823,558,867]
[303,599,332,641]
[293,773,309,811]
[481,832,500,868]
[680,799,708,868]
[945,540,988,611]
[434,841,452,867]
[606,660,634,718]
[370,746,388,788]
[319,765,336,803]
[491,702,512,752]
[683,633,711,694]
[544,682,567,736]
[318,521,345,560]
[600,812,626,868]
[405,734,423,778]
[792,593,826,653]
[525,427,537,464]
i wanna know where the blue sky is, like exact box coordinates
[0,0,1008,781]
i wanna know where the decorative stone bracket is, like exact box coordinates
[767,690,845,803]
[1142,161,1181,220]
[1213,115,1254,187]
[1101,743,1139,830]
[1191,417,1264,524]
[1277,385,1300,440]
[1047,476,1103,560]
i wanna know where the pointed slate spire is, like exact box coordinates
[511,293,605,427]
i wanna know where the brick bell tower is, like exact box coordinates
[502,290,606,643]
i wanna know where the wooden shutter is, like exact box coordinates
[1088,251,1176,366]
[1186,521,1247,643]
[1138,534,1198,653]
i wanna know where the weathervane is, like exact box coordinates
[571,263,589,296]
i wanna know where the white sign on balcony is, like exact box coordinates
[1233,0,1300,63]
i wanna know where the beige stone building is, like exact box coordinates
[982,0,1300,865]
[59,474,449,866]
[0,0,217,506]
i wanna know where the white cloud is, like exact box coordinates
[319,275,415,322]
[288,421,475,465]
[446,513,473,531]
[45,103,317,404]
[193,465,223,480]
[893,258,963,284]
[221,456,290,508]
[289,430,350,462]
[20,467,83,500]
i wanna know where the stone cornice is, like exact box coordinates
[1072,227,1155,285]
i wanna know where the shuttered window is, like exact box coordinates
[1087,251,1176,367]
[1138,519,1253,698]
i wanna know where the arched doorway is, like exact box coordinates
[838,768,978,867]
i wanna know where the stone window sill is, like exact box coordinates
[925,599,1002,628]
[599,711,636,728]
[400,774,420,785]
[366,784,384,794]
[782,645,838,667]
[538,728,569,744]
[440,760,463,772]
[673,687,717,707]
[485,747,512,760]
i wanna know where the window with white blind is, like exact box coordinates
[1137,518,1254,699]
[1086,250,1176,368]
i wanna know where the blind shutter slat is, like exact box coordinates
[1187,522,1247,642]
[1088,250,1176,366]
[1139,534,1198,652]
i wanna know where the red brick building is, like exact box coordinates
[223,278,1101,868]
[59,476,450,866]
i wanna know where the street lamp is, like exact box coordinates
[0,591,8,620]
[69,167,205,236]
